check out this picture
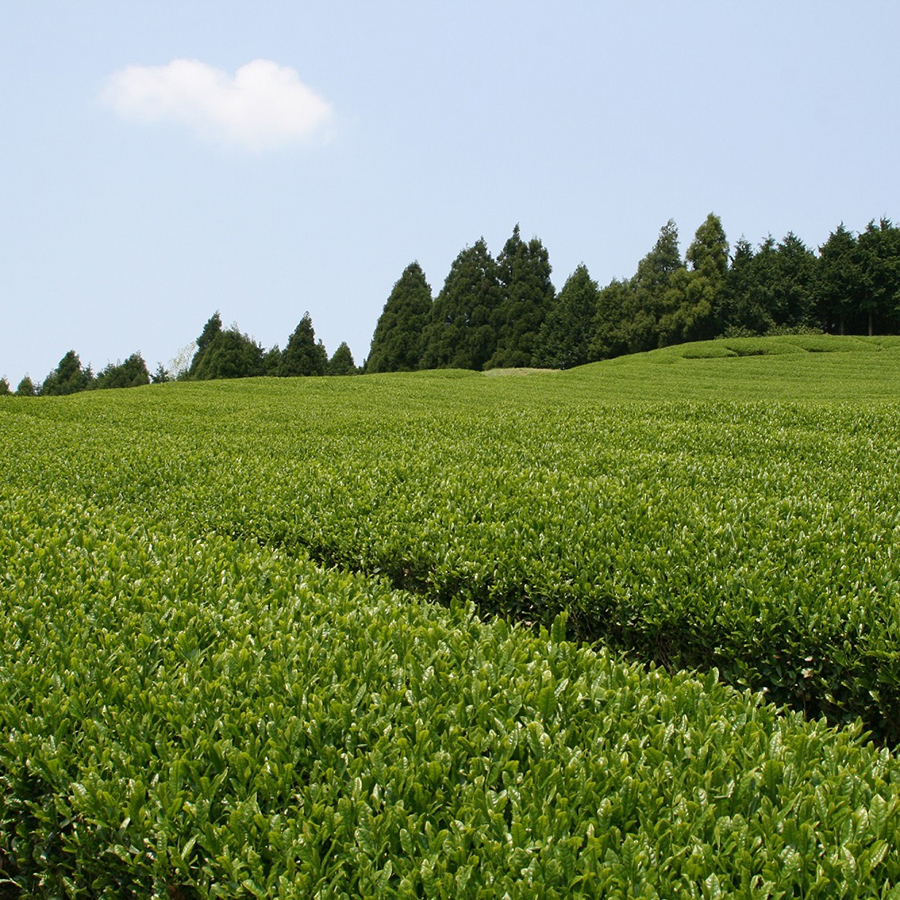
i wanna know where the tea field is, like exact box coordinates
[3,335,900,895]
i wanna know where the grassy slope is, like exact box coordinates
[4,335,900,893]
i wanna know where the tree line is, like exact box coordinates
[4,213,898,395]
[2,310,358,397]
[366,215,900,372]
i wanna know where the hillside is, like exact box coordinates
[3,339,900,894]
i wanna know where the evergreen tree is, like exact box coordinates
[189,312,223,377]
[263,345,283,376]
[328,342,358,375]
[658,213,727,345]
[280,312,328,377]
[816,224,861,334]
[95,352,150,390]
[40,350,94,396]
[366,262,433,373]
[770,232,817,328]
[589,279,635,360]
[15,376,36,397]
[537,264,600,368]
[625,219,686,353]
[857,218,900,335]
[487,225,556,369]
[718,237,774,335]
[0,377,10,396]
[192,327,265,380]
[151,364,171,384]
[421,239,502,370]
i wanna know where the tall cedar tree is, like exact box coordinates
[328,342,357,375]
[189,312,223,377]
[0,377,10,396]
[421,239,502,370]
[594,220,684,356]
[658,213,728,346]
[771,232,818,328]
[537,264,600,368]
[816,224,860,335]
[281,312,328,377]
[717,237,771,335]
[366,262,433,373]
[856,218,900,335]
[487,225,555,369]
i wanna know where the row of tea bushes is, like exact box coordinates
[2,490,900,896]
[3,373,900,742]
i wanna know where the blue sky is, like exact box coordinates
[2,2,899,384]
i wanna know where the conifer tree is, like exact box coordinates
[658,213,727,345]
[328,342,357,375]
[421,239,502,370]
[94,352,151,389]
[192,327,265,380]
[15,375,36,397]
[0,377,10,396]
[366,262,433,372]
[39,350,94,395]
[189,312,223,377]
[280,312,328,377]
[487,225,556,369]
[537,264,599,368]
[816,224,861,335]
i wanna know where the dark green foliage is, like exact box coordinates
[590,220,686,357]
[189,311,223,377]
[15,375,36,397]
[589,279,634,359]
[39,350,94,396]
[817,224,862,335]
[537,264,599,368]
[280,312,327,377]
[857,218,900,335]
[366,262,433,373]
[421,239,502,370]
[487,225,556,369]
[262,344,283,376]
[770,232,818,328]
[151,364,171,384]
[718,237,775,335]
[94,352,150,390]
[328,341,357,375]
[192,327,265,380]
[0,378,9,396]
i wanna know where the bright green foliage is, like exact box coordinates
[5,343,900,893]
[366,262,433,373]
[421,239,502,370]
[537,264,599,369]
[487,225,556,369]
[280,312,328,377]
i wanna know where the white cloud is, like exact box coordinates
[101,59,334,150]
